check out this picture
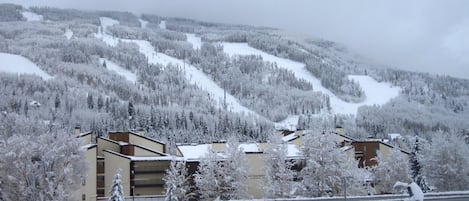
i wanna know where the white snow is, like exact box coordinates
[138,19,148,29]
[99,58,137,83]
[0,53,52,80]
[275,115,299,131]
[21,11,43,21]
[282,133,299,142]
[177,144,212,160]
[94,17,121,47]
[64,29,73,40]
[186,33,202,49]
[159,20,166,29]
[239,143,261,153]
[222,42,400,115]
[287,144,301,158]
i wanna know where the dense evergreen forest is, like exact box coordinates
[0,4,468,149]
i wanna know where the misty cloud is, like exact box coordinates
[2,0,469,79]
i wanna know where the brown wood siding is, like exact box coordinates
[352,141,380,168]
[109,132,130,143]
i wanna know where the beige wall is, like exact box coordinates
[74,146,97,201]
[245,153,266,198]
[211,142,226,152]
[79,134,93,145]
[134,146,161,156]
[97,138,120,156]
[104,151,131,197]
[129,135,165,153]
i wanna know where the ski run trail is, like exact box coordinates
[95,17,400,125]
[96,17,263,119]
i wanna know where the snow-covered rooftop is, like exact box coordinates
[282,133,299,142]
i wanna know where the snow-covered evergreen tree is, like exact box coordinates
[263,134,295,198]
[0,130,87,201]
[194,149,222,200]
[163,158,192,201]
[221,137,248,199]
[108,169,125,201]
[409,137,430,192]
[424,132,469,191]
[299,130,365,197]
[373,149,410,194]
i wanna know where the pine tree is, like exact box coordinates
[373,149,410,194]
[299,130,365,197]
[194,149,222,200]
[221,137,248,200]
[108,169,125,201]
[263,134,295,198]
[409,137,430,192]
[163,159,192,201]
[424,132,469,191]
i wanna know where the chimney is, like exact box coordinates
[74,126,81,136]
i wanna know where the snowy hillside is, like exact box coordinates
[222,42,400,115]
[95,17,265,119]
[186,34,202,49]
[99,58,137,83]
[64,29,73,40]
[0,53,52,80]
[21,11,43,21]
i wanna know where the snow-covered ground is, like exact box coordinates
[99,58,137,83]
[138,19,148,29]
[186,33,202,49]
[0,53,52,80]
[94,17,121,47]
[21,11,43,21]
[222,42,400,115]
[159,20,166,29]
[95,17,263,119]
[275,115,300,131]
[125,39,262,117]
[64,29,73,40]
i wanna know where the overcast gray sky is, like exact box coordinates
[3,0,469,79]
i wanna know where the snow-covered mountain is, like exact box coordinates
[1,4,469,143]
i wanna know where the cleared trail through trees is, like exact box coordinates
[222,42,400,115]
[96,17,266,120]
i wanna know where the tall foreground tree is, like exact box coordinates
[424,132,469,191]
[409,137,429,192]
[222,137,248,199]
[108,169,125,201]
[0,131,87,201]
[299,131,365,197]
[373,149,410,194]
[163,159,192,201]
[194,149,222,200]
[263,134,295,198]
[194,138,248,200]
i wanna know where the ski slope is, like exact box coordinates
[0,53,52,80]
[138,19,148,29]
[222,42,400,115]
[99,58,137,83]
[95,17,263,118]
[186,33,202,49]
[94,17,120,47]
[64,29,73,40]
[21,11,43,21]
[159,20,166,29]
